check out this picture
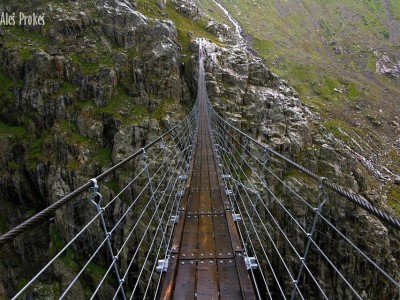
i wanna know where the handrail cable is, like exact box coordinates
[211,107,400,289]
[210,106,400,230]
[0,112,195,247]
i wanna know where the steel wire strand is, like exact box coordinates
[218,144,361,298]
[96,117,197,294]
[217,139,329,299]
[215,123,315,211]
[212,127,311,237]
[144,137,196,299]
[12,209,103,299]
[211,113,399,294]
[213,124,362,298]
[57,146,185,299]
[214,134,279,299]
[101,145,193,293]
[232,174,330,299]
[316,212,400,289]
[91,147,189,298]
[213,130,309,236]
[99,114,195,213]
[117,143,192,276]
[209,106,400,230]
[151,189,186,300]
[59,234,110,299]
[216,142,299,300]
[0,111,197,247]
[102,119,196,235]
[211,122,269,299]
[129,174,184,299]
[112,147,191,298]
[307,235,363,299]
[143,178,186,299]
[138,116,198,297]
[107,143,193,242]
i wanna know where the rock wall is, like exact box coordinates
[196,34,400,298]
[0,0,196,297]
[0,0,399,298]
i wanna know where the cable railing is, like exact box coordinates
[2,39,400,300]
[0,102,198,299]
[208,102,400,299]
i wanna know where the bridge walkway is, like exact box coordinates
[159,53,256,299]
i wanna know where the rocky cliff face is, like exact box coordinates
[196,21,400,298]
[0,0,399,298]
[0,0,197,297]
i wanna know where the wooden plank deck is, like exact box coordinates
[159,54,255,299]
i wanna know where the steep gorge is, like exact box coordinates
[0,0,399,298]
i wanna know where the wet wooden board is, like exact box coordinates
[196,260,219,300]
[235,254,257,300]
[197,215,215,259]
[159,71,256,298]
[179,215,198,259]
[172,260,196,300]
[217,259,243,299]
[171,211,186,254]
[187,192,200,213]
[213,214,234,258]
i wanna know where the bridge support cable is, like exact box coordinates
[0,111,197,249]
[7,103,198,299]
[212,127,331,299]
[211,118,394,299]
[210,104,400,230]
[208,103,400,298]
[212,128,305,299]
[211,133,269,299]
[210,107,400,293]
[290,179,329,300]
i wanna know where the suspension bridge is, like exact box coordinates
[1,40,400,299]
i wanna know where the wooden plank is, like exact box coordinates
[179,188,190,211]
[235,253,257,299]
[190,172,201,189]
[179,215,198,259]
[197,215,215,259]
[226,210,243,253]
[160,85,258,298]
[171,211,186,254]
[213,214,234,258]
[198,191,212,213]
[217,259,243,300]
[187,192,199,214]
[159,255,178,300]
[196,260,219,300]
[210,189,224,212]
[172,260,197,300]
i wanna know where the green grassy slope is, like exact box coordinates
[201,0,399,158]
[197,0,400,211]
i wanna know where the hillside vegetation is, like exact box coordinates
[197,0,400,209]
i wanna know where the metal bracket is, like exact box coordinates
[178,175,188,181]
[232,213,242,222]
[169,214,179,225]
[244,256,258,270]
[156,257,169,273]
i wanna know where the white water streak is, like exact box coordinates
[210,0,245,46]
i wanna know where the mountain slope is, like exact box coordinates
[197,0,400,213]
